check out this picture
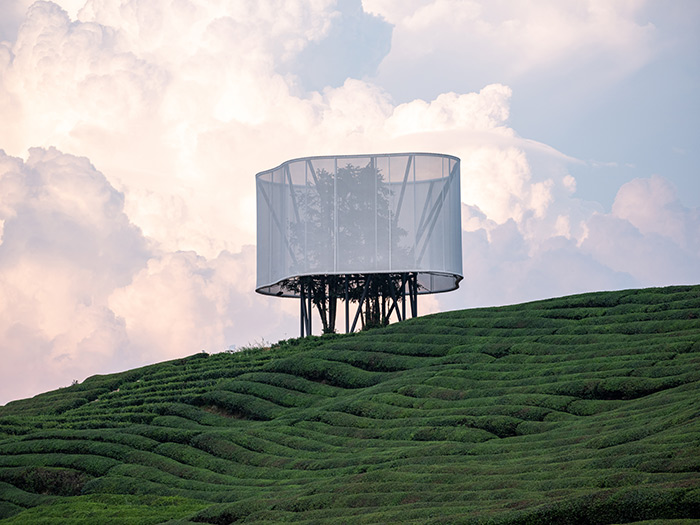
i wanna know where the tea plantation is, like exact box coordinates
[1,285,699,524]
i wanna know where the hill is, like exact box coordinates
[0,285,699,524]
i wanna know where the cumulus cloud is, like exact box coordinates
[3,1,166,147]
[0,0,697,404]
[0,148,296,404]
[612,175,700,253]
[447,171,700,313]
[365,0,658,101]
[577,176,700,286]
[0,1,554,259]
[441,224,636,311]
[461,146,548,224]
[386,84,513,136]
[581,213,698,286]
[0,0,390,259]
[108,248,297,360]
[0,147,147,401]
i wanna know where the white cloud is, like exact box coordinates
[0,1,540,259]
[460,146,549,224]
[440,171,700,313]
[0,1,392,259]
[612,175,700,253]
[5,2,167,144]
[366,0,658,101]
[573,176,700,286]
[0,147,298,404]
[318,78,394,139]
[0,0,697,405]
[439,223,636,313]
[386,84,513,136]
[580,212,698,286]
[0,147,148,402]
[108,248,297,361]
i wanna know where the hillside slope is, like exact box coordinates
[0,285,699,524]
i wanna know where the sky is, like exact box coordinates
[0,0,698,405]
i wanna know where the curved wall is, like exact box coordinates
[256,152,462,296]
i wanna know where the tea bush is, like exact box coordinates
[1,285,698,524]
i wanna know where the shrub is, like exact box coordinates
[0,467,88,496]
[193,391,283,421]
[0,480,56,507]
[0,501,23,520]
[191,499,267,524]
[262,357,383,389]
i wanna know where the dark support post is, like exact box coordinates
[410,272,418,318]
[299,271,424,336]
[386,276,402,323]
[381,291,386,323]
[307,291,313,335]
[351,275,372,333]
[300,281,306,337]
[301,279,313,337]
[401,273,407,321]
[345,275,349,334]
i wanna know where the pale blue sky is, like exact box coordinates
[364,1,699,210]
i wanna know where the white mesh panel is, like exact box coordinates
[256,153,463,296]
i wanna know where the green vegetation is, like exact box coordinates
[1,285,699,524]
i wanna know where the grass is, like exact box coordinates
[0,284,699,523]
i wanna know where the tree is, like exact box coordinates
[281,160,412,332]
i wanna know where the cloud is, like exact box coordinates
[4,1,167,146]
[576,176,700,286]
[581,213,698,286]
[365,0,658,101]
[439,170,700,314]
[0,1,697,405]
[0,1,390,259]
[0,147,297,404]
[283,0,393,91]
[0,1,535,259]
[108,248,297,361]
[461,146,550,224]
[612,175,700,252]
[439,221,636,313]
[386,84,513,136]
[0,147,148,402]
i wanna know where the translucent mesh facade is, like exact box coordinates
[256,153,462,297]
